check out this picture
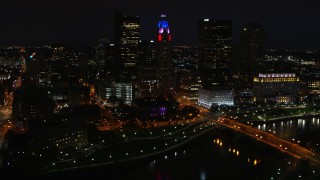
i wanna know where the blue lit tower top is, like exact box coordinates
[157,14,171,42]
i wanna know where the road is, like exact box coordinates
[216,117,320,166]
[94,94,211,131]
[175,95,209,114]
[0,91,13,146]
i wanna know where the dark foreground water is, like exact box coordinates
[116,129,296,180]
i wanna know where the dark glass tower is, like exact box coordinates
[240,22,266,74]
[198,19,232,88]
[237,22,266,93]
[137,40,158,97]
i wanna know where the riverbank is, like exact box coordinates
[0,122,217,178]
[243,114,320,125]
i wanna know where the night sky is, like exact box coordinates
[0,0,319,49]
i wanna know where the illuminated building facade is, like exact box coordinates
[156,14,172,94]
[301,74,320,101]
[198,19,232,87]
[96,80,133,104]
[180,70,202,101]
[114,9,140,78]
[308,80,320,95]
[275,95,295,104]
[253,73,300,103]
[198,88,234,108]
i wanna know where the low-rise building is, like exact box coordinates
[198,87,234,108]
[96,80,133,104]
[253,73,300,103]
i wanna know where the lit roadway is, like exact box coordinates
[93,94,211,130]
[176,95,209,114]
[216,117,320,166]
[0,91,13,147]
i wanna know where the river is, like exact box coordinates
[2,118,320,179]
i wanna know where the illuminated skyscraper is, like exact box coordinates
[114,9,140,79]
[198,19,232,88]
[156,14,172,94]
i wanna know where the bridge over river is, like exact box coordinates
[216,117,320,166]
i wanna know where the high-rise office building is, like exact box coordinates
[94,39,116,79]
[138,40,157,66]
[240,22,266,74]
[137,40,158,97]
[114,9,140,79]
[235,22,266,99]
[198,19,232,88]
[156,14,172,94]
[180,70,202,101]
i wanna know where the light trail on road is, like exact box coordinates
[216,117,320,166]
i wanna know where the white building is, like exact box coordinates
[97,81,133,104]
[198,88,234,108]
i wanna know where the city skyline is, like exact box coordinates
[1,1,320,179]
[0,0,319,49]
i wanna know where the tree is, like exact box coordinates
[210,104,220,113]
[108,95,119,107]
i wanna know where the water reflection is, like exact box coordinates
[118,130,300,180]
[213,138,261,167]
[255,117,320,140]
[200,169,206,180]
